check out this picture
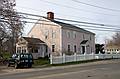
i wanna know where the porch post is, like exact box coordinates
[26,47,28,53]
[16,45,17,53]
[85,45,87,54]
[50,54,53,64]
[21,47,22,53]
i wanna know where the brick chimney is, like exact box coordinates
[47,12,54,20]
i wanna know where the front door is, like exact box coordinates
[82,46,85,54]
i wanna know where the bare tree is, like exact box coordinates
[106,32,120,46]
[0,0,24,54]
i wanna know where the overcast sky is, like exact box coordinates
[15,0,120,44]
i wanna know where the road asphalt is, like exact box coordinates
[0,59,120,79]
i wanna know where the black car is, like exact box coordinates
[7,53,34,69]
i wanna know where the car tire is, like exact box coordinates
[7,63,10,67]
[15,63,18,69]
[28,64,32,68]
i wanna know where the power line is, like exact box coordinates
[1,10,120,31]
[81,28,119,32]
[2,16,120,30]
[3,11,119,28]
[75,24,120,30]
[40,0,120,16]
[16,11,120,27]
[17,5,101,21]
[23,21,120,32]
[21,17,120,30]
[1,17,120,32]
[19,20,120,32]
[18,11,45,18]
[71,0,120,12]
[55,18,120,28]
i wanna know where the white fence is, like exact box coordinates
[50,53,120,64]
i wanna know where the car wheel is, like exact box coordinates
[7,63,10,67]
[28,64,32,68]
[15,63,18,69]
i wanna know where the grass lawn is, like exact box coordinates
[32,58,112,68]
[2,52,11,59]
[33,58,50,66]
[51,59,106,66]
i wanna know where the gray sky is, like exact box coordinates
[15,0,120,44]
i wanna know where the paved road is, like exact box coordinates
[0,59,120,79]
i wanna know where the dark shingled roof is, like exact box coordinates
[52,20,95,35]
[23,37,45,44]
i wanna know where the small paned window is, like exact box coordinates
[52,45,55,52]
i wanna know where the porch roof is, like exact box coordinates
[80,40,88,44]
[23,37,45,45]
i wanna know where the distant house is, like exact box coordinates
[16,37,47,59]
[105,45,120,54]
[26,12,95,58]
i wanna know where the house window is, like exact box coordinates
[31,47,38,53]
[83,34,85,39]
[34,49,38,53]
[52,45,55,52]
[68,45,70,52]
[44,30,49,39]
[90,35,91,40]
[52,30,56,38]
[22,47,26,53]
[73,31,76,39]
[74,45,77,52]
[45,36,48,39]
[67,31,70,38]
[17,47,21,53]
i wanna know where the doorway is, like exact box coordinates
[82,46,85,54]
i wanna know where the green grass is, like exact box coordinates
[33,58,50,66]
[2,53,11,59]
[33,58,111,68]
[51,59,100,66]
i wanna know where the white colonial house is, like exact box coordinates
[16,12,95,59]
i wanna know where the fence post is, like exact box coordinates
[99,51,102,59]
[50,54,53,64]
[63,53,65,63]
[92,52,95,59]
[74,53,77,61]
[111,53,113,59]
[84,53,86,60]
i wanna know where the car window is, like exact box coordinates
[29,55,33,59]
[20,54,29,59]
[24,55,28,58]
[20,54,24,58]
[12,54,18,58]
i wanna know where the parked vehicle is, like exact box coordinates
[7,53,34,69]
